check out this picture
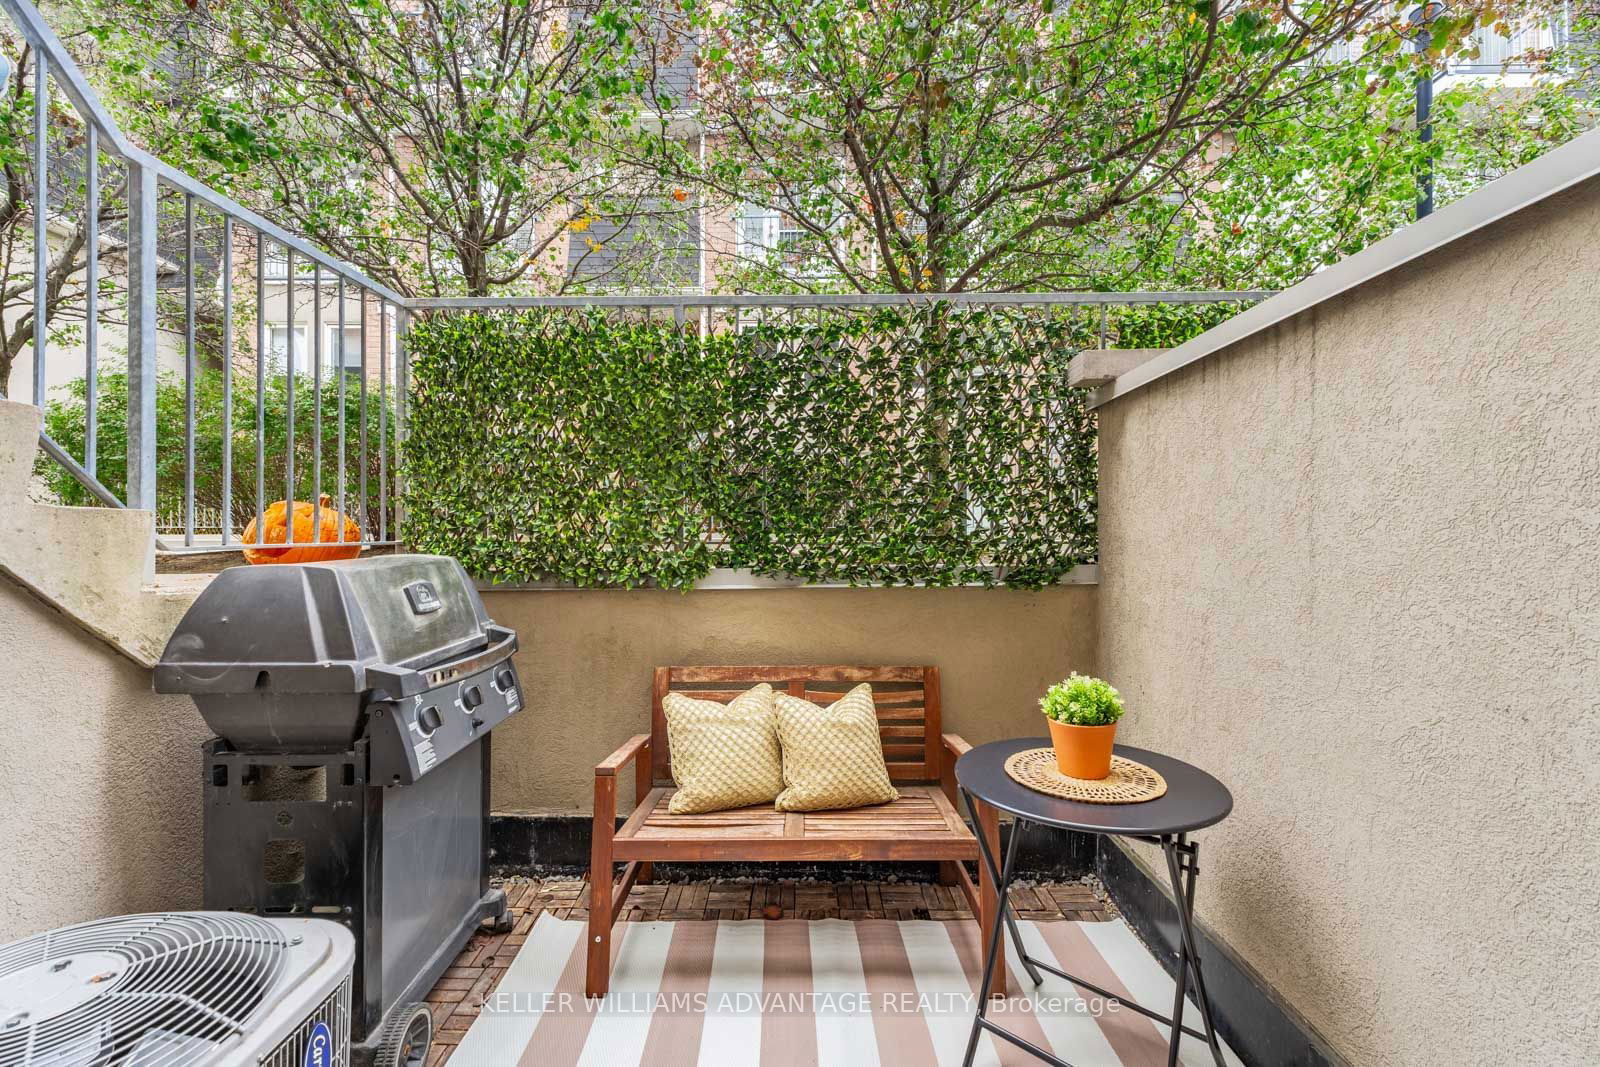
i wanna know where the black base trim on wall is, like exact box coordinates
[488,812,1096,881]
[1096,840,1348,1067]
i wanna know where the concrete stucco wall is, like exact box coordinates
[1094,177,1600,1064]
[482,585,1098,813]
[0,579,207,942]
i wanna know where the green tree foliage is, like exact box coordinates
[641,0,1588,293]
[0,1,184,396]
[95,0,673,297]
[39,366,394,534]
[403,307,1101,588]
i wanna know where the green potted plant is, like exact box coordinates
[1040,674,1125,779]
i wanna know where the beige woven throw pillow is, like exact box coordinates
[663,683,783,814]
[773,683,899,812]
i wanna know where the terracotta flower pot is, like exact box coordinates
[1047,719,1118,780]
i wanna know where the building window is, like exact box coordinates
[331,326,363,371]
[508,216,539,254]
[777,217,803,254]
[263,248,289,281]
[267,324,369,375]
[266,325,309,372]
[736,205,780,260]
[263,247,327,282]
[737,205,812,272]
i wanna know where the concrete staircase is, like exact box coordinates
[0,398,205,667]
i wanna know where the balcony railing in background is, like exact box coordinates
[1309,12,1569,75]
[3,0,408,554]
[1445,14,1570,76]
[4,0,1268,561]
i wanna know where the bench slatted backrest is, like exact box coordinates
[651,666,942,788]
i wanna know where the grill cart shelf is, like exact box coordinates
[157,555,523,1067]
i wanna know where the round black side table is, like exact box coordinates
[955,738,1234,1067]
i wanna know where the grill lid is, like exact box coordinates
[155,555,500,697]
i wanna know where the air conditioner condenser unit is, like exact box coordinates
[0,912,357,1067]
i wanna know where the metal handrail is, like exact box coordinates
[410,291,1273,309]
[6,0,407,556]
[6,0,1267,558]
[36,431,123,509]
[0,0,410,307]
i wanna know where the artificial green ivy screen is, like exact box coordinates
[402,305,1103,589]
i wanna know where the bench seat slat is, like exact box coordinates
[613,785,976,863]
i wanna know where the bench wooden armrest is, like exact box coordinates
[596,733,651,776]
[591,733,655,996]
[940,733,971,804]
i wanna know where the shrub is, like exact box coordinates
[402,309,725,588]
[38,367,394,535]
[403,305,1100,589]
[1040,673,1124,727]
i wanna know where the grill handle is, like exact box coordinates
[365,625,519,699]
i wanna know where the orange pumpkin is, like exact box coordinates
[242,493,363,565]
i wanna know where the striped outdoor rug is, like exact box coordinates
[450,916,1243,1067]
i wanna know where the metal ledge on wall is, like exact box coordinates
[1068,349,1167,388]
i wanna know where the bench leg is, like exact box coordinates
[588,776,615,999]
[938,860,961,886]
[634,754,654,885]
[975,799,1007,999]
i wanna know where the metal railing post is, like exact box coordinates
[31,47,47,408]
[84,125,98,476]
[125,160,159,512]
[394,305,409,543]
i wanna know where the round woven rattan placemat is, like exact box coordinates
[1003,748,1168,804]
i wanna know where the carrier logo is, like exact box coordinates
[303,1021,333,1067]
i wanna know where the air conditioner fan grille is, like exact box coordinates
[0,912,290,1067]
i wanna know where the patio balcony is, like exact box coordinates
[1,2,1598,1066]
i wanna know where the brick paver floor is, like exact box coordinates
[425,875,1117,1064]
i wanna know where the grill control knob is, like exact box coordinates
[495,668,516,692]
[462,685,484,710]
[417,705,443,735]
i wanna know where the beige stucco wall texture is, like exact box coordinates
[0,581,208,943]
[482,585,1097,813]
[1094,178,1600,1064]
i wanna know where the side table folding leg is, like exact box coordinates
[959,787,1226,1067]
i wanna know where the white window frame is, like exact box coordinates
[329,325,363,371]
[266,324,310,373]
[736,204,782,260]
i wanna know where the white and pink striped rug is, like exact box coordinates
[450,916,1244,1067]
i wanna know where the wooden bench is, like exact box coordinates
[588,665,1002,998]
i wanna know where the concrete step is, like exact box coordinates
[0,398,210,666]
[0,397,41,501]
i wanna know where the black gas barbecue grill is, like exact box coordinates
[155,554,520,1066]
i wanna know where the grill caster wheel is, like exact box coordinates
[376,1002,432,1067]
